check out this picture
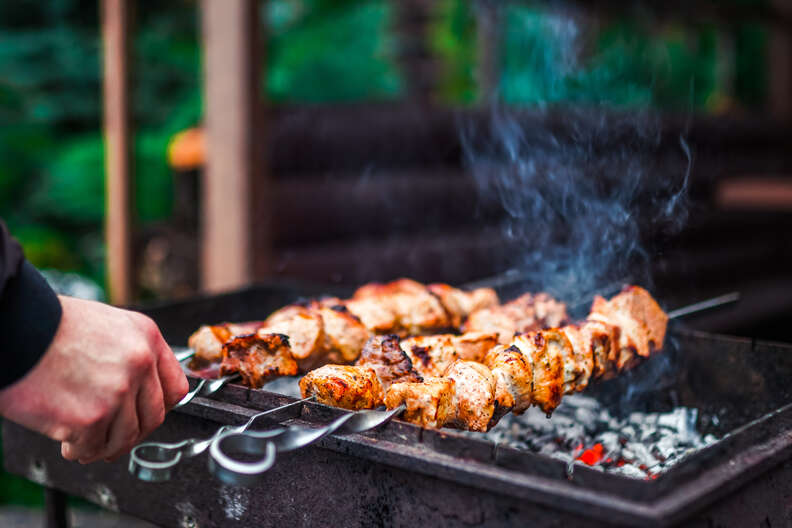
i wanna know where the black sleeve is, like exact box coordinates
[0,220,63,389]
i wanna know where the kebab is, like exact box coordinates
[188,279,548,376]
[300,286,667,432]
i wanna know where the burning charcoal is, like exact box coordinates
[625,443,655,467]
[614,463,648,479]
[652,436,677,460]
[620,425,636,440]
[599,432,621,454]
[481,394,716,479]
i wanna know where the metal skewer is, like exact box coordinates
[173,347,195,363]
[173,373,241,409]
[208,404,405,485]
[129,397,313,482]
[667,292,740,319]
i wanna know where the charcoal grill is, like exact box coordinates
[4,282,792,527]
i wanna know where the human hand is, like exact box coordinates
[0,296,188,463]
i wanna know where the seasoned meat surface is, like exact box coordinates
[400,335,459,377]
[188,321,262,366]
[356,335,423,390]
[384,377,455,429]
[443,360,497,432]
[560,324,595,391]
[484,344,533,415]
[347,278,452,335]
[220,333,298,388]
[399,333,498,378]
[464,292,569,344]
[317,305,371,364]
[299,365,384,410]
[260,305,324,368]
[427,284,499,328]
[590,285,668,356]
[513,331,563,415]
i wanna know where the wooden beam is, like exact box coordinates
[200,0,265,292]
[102,0,134,305]
[476,0,501,102]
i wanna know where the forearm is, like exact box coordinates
[0,220,62,389]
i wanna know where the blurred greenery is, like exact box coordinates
[0,0,772,509]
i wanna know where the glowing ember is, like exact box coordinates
[577,443,604,465]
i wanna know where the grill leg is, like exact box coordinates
[44,487,69,528]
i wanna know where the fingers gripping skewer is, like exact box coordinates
[208,404,406,486]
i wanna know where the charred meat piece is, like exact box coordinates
[590,285,668,356]
[356,335,423,390]
[464,292,569,344]
[545,328,581,395]
[484,344,533,415]
[513,331,563,415]
[344,297,399,334]
[426,283,499,328]
[260,305,324,370]
[588,287,667,370]
[347,278,452,335]
[299,365,384,410]
[389,291,451,335]
[384,377,456,429]
[400,335,459,377]
[220,333,298,388]
[317,305,371,364]
[399,332,498,378]
[443,360,497,432]
[188,321,262,366]
[581,319,620,380]
[560,324,595,391]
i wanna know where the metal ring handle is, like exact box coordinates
[209,432,281,486]
[128,440,191,482]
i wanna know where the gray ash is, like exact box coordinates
[477,394,717,479]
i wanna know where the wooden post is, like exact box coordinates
[102,0,134,305]
[476,0,501,103]
[200,0,264,292]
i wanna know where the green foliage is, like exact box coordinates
[266,0,402,102]
[430,0,478,104]
[501,7,726,111]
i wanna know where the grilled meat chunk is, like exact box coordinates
[188,321,262,366]
[347,278,452,335]
[426,283,499,328]
[356,335,423,390]
[512,331,563,415]
[220,333,298,388]
[384,377,455,429]
[560,324,595,390]
[399,333,497,378]
[590,285,668,357]
[484,344,533,415]
[443,360,497,432]
[299,365,384,410]
[464,292,569,344]
[317,305,371,364]
[260,305,324,370]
